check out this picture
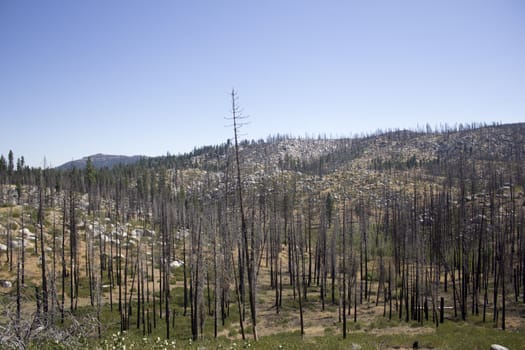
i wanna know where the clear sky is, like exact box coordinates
[1,0,524,167]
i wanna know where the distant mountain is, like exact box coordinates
[56,154,145,170]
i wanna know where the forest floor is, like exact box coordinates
[1,204,525,349]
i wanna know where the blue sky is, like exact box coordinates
[0,0,524,167]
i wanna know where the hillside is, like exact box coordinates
[0,122,524,349]
[53,123,525,178]
[153,122,524,176]
[150,123,524,200]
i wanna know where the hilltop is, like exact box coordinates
[53,122,525,178]
[56,153,145,170]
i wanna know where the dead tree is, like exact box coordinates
[227,89,258,340]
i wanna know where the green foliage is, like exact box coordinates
[85,157,97,188]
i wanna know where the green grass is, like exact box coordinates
[69,299,524,350]
[72,319,524,350]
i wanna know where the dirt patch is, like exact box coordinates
[367,325,434,336]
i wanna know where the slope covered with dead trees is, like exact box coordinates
[0,122,524,348]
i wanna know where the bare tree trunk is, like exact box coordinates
[229,89,257,340]
[38,180,48,318]
[342,199,347,338]
[61,196,66,323]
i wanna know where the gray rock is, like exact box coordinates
[490,345,509,350]
[0,280,12,288]
[170,259,184,269]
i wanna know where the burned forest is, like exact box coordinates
[0,121,524,349]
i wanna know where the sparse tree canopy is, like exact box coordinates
[0,122,524,348]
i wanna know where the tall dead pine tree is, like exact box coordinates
[228,89,258,340]
[38,174,49,319]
